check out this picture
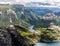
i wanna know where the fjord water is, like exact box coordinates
[35,42,60,46]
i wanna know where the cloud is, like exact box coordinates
[19,0,60,3]
[23,0,60,8]
[15,0,60,7]
[0,0,60,3]
[0,0,25,4]
[0,0,60,7]
[0,0,15,2]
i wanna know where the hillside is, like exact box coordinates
[1,4,60,46]
[25,7,53,16]
[0,25,40,46]
[0,4,53,28]
[0,4,40,28]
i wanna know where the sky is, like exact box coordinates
[0,0,60,7]
[17,0,60,7]
[0,0,60,5]
[13,0,60,3]
[0,0,60,3]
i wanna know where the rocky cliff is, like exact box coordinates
[0,25,40,46]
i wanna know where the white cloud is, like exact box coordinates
[0,0,60,7]
[0,0,15,2]
[23,0,60,7]
[17,0,60,2]
[0,0,60,3]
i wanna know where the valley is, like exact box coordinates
[0,4,60,46]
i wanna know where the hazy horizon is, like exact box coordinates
[0,0,60,8]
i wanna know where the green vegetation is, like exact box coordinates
[0,4,60,46]
[0,5,12,10]
[0,4,55,28]
[40,27,60,42]
[16,26,40,44]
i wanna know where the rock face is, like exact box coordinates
[42,13,58,20]
[0,28,12,46]
[7,25,34,46]
[0,25,40,46]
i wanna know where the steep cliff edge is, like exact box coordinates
[0,27,12,46]
[0,25,40,46]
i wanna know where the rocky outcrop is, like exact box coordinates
[0,25,40,46]
[40,24,60,42]
[0,28,12,46]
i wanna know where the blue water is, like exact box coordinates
[35,42,60,46]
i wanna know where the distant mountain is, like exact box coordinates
[54,12,60,16]
[25,2,51,7]
[25,2,60,8]
[25,7,60,16]
[25,7,53,16]
[25,2,60,13]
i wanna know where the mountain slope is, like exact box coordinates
[0,4,40,28]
